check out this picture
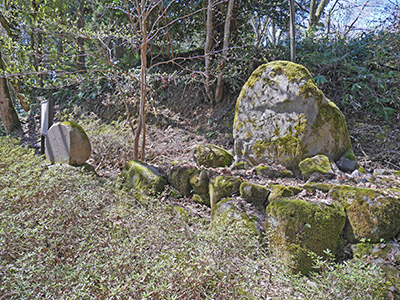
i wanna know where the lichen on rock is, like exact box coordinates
[119,160,167,198]
[190,169,212,206]
[266,198,346,274]
[211,197,261,236]
[268,184,303,202]
[168,163,198,196]
[298,154,334,180]
[240,182,270,210]
[193,144,233,168]
[329,186,400,242]
[233,60,352,170]
[209,175,242,210]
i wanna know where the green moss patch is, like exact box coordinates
[120,160,167,198]
[298,155,333,180]
[194,144,233,168]
[329,186,400,242]
[266,198,346,274]
[209,175,243,210]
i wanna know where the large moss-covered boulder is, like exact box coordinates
[45,121,91,166]
[266,199,346,274]
[120,160,167,197]
[168,164,198,196]
[299,154,334,180]
[329,186,400,242]
[233,61,352,169]
[240,182,270,211]
[209,175,242,210]
[194,144,234,168]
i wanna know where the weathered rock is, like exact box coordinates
[329,186,400,242]
[240,182,270,210]
[193,144,234,168]
[45,121,91,166]
[233,61,352,169]
[230,161,252,170]
[266,198,346,274]
[352,241,400,265]
[190,170,212,206]
[336,150,358,173]
[209,175,242,210]
[254,164,294,178]
[168,164,198,196]
[268,184,302,202]
[120,160,167,197]
[303,182,333,193]
[212,197,261,236]
[299,154,335,181]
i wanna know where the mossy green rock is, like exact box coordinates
[209,175,243,210]
[240,182,269,210]
[120,160,167,197]
[329,186,400,242]
[233,60,351,169]
[266,199,346,274]
[190,170,212,206]
[299,154,334,180]
[193,144,234,168]
[254,164,294,178]
[212,198,259,236]
[303,182,333,193]
[268,184,303,202]
[168,164,198,196]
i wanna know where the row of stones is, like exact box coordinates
[119,144,400,274]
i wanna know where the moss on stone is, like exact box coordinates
[231,161,252,170]
[189,169,211,200]
[168,165,198,196]
[329,186,400,242]
[299,155,333,180]
[212,198,259,236]
[303,182,333,193]
[194,144,233,168]
[344,149,357,161]
[234,60,352,169]
[266,198,346,274]
[240,182,270,210]
[120,160,167,198]
[209,175,243,210]
[61,121,87,135]
[254,165,294,178]
[358,166,367,174]
[268,184,303,202]
[269,60,313,83]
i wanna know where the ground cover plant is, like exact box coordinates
[0,135,392,299]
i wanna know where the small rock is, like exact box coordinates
[336,150,358,173]
[299,155,335,181]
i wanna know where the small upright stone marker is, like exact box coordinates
[45,121,91,166]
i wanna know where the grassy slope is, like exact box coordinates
[0,136,390,299]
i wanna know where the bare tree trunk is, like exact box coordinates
[76,0,86,71]
[308,0,330,29]
[133,0,148,160]
[204,0,214,102]
[309,0,317,29]
[30,0,43,86]
[0,52,21,134]
[289,0,296,62]
[215,0,235,102]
